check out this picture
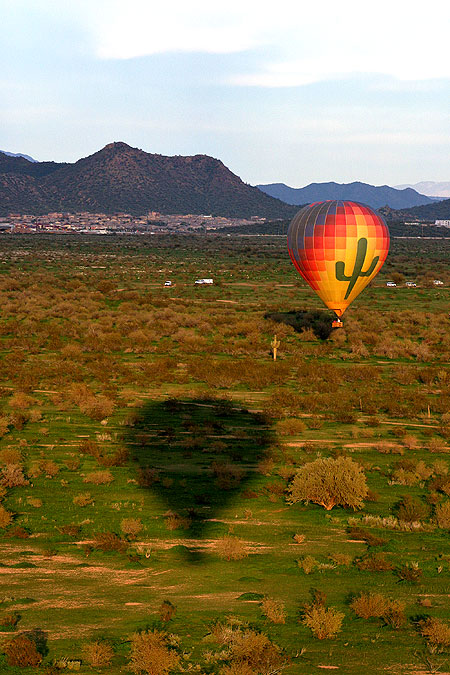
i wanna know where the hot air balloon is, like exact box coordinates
[287,201,389,327]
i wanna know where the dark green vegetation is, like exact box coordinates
[0,143,296,218]
[1,233,450,673]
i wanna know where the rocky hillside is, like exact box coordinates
[0,142,296,218]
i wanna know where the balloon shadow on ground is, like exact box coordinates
[123,397,274,550]
[265,309,335,340]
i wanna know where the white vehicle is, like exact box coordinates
[164,280,172,287]
[194,278,213,285]
[386,281,396,287]
[433,280,444,286]
[405,282,416,287]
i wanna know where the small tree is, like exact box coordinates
[288,457,367,511]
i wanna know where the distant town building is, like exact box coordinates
[435,220,450,228]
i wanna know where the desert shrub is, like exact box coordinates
[73,492,94,507]
[395,562,423,584]
[99,447,129,467]
[390,467,418,486]
[260,597,286,624]
[1,464,29,487]
[0,612,20,627]
[27,497,42,508]
[355,552,393,572]
[402,434,419,450]
[350,592,389,619]
[39,460,59,478]
[79,439,101,459]
[58,524,81,537]
[227,629,283,673]
[65,458,80,471]
[164,513,191,531]
[347,526,386,547]
[420,617,450,653]
[383,600,407,629]
[302,603,344,639]
[5,526,29,539]
[158,600,176,623]
[435,501,450,529]
[3,634,42,667]
[0,448,21,465]
[79,394,115,421]
[328,553,352,566]
[276,418,306,435]
[211,462,243,490]
[82,641,114,668]
[83,470,114,485]
[293,533,305,544]
[128,630,180,675]
[216,535,248,561]
[257,458,275,476]
[433,459,448,475]
[288,457,367,510]
[297,555,317,574]
[8,392,34,410]
[0,505,13,528]
[396,495,430,523]
[137,467,160,487]
[277,465,296,481]
[121,518,143,539]
[93,532,127,553]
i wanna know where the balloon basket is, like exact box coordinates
[332,319,343,329]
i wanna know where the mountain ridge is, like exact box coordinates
[257,180,433,210]
[0,142,296,219]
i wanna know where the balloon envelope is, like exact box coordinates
[287,200,389,317]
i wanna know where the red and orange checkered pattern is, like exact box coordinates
[287,200,390,317]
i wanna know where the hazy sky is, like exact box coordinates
[1,0,449,186]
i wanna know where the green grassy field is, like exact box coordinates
[1,234,450,674]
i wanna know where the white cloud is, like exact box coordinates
[78,0,450,85]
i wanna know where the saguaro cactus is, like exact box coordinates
[335,237,379,299]
[271,335,280,361]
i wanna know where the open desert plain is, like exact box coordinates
[1,233,450,674]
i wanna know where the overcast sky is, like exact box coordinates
[1,0,449,186]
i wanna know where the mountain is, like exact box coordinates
[0,142,296,218]
[0,150,38,162]
[383,199,450,222]
[395,181,450,199]
[257,181,433,210]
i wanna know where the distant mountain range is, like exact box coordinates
[0,150,37,163]
[395,181,450,198]
[257,181,433,210]
[0,142,296,219]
